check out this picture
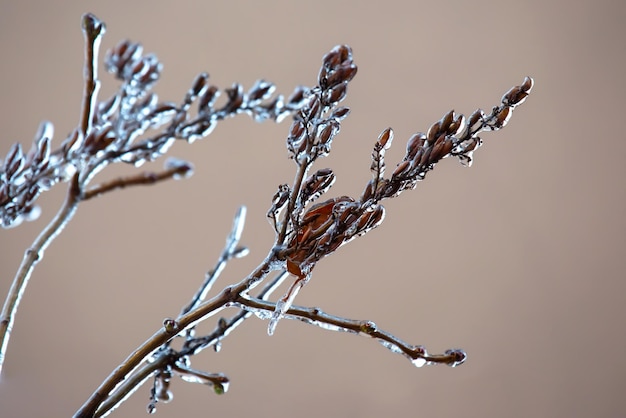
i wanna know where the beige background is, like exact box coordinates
[1,1,624,417]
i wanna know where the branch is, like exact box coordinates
[92,270,290,417]
[0,174,81,373]
[79,13,105,138]
[235,295,466,368]
[81,159,193,201]
[75,256,277,417]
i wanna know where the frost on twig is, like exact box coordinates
[0,13,533,417]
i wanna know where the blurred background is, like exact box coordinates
[0,1,624,417]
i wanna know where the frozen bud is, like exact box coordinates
[444,349,467,367]
[289,120,306,142]
[164,157,194,179]
[324,82,348,104]
[81,13,106,37]
[148,103,178,127]
[163,318,180,334]
[318,122,338,145]
[440,110,455,133]
[248,79,275,102]
[190,72,210,97]
[467,109,486,134]
[331,106,350,120]
[406,133,426,159]
[97,94,120,120]
[4,143,25,180]
[224,83,244,112]
[447,114,466,136]
[377,127,394,150]
[198,85,220,111]
[391,160,411,179]
[335,45,353,65]
[325,64,357,88]
[287,86,307,107]
[308,94,321,117]
[318,65,329,88]
[302,168,335,203]
[322,47,342,69]
[357,205,385,232]
[418,146,433,167]
[427,120,442,143]
[430,138,453,162]
[520,76,534,93]
[493,106,512,129]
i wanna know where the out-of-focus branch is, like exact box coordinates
[82,159,193,201]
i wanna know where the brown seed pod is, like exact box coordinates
[406,133,426,159]
[521,76,534,93]
[440,110,455,133]
[494,106,512,128]
[392,160,411,178]
[427,121,442,143]
[377,127,394,150]
[467,109,485,134]
[190,72,210,97]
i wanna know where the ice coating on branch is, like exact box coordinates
[267,273,310,335]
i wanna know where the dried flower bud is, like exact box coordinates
[521,76,534,92]
[31,135,51,168]
[96,94,120,120]
[467,109,485,134]
[287,86,307,107]
[248,79,275,102]
[198,85,220,111]
[223,83,244,113]
[331,106,350,120]
[3,143,24,180]
[447,114,465,136]
[62,130,83,158]
[190,72,210,98]
[427,121,442,143]
[391,160,411,179]
[406,133,426,160]
[493,106,512,129]
[323,82,348,104]
[440,110,455,133]
[377,127,394,150]
[301,168,335,205]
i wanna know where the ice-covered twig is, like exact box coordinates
[82,159,194,201]
[181,206,249,317]
[0,14,107,374]
[236,295,466,368]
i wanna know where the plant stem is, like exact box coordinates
[0,13,106,375]
[76,259,275,417]
[0,174,81,373]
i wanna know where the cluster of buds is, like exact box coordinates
[284,195,385,278]
[286,45,355,164]
[361,76,534,202]
[0,38,310,228]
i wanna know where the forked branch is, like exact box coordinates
[0,12,533,417]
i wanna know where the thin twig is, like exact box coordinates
[79,13,105,139]
[94,270,289,417]
[82,164,192,201]
[236,295,466,367]
[75,258,276,417]
[181,206,247,316]
[0,15,107,372]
